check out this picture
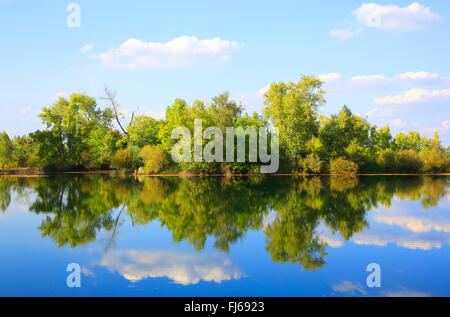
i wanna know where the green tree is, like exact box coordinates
[319,106,372,160]
[31,94,114,170]
[11,135,36,168]
[209,91,242,130]
[0,131,13,168]
[127,115,162,148]
[263,75,325,164]
[392,131,433,152]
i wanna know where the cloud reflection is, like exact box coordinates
[99,250,242,285]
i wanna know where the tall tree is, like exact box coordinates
[32,93,113,170]
[0,131,13,168]
[263,75,325,164]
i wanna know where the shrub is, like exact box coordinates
[301,153,323,173]
[111,148,132,171]
[394,149,422,173]
[377,149,396,172]
[139,145,168,174]
[329,157,358,174]
[420,146,447,173]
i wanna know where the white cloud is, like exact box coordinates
[353,2,442,32]
[318,73,342,82]
[394,71,439,80]
[98,250,242,285]
[383,290,431,297]
[257,85,270,97]
[374,214,450,233]
[374,88,450,105]
[352,72,445,85]
[421,120,450,135]
[332,281,367,295]
[351,231,443,250]
[352,74,387,82]
[81,43,95,53]
[365,106,395,118]
[143,110,165,120]
[81,267,96,278]
[390,118,406,127]
[96,36,242,69]
[329,28,362,40]
[19,107,32,115]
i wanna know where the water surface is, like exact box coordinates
[0,175,449,296]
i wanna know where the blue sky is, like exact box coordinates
[1,0,449,144]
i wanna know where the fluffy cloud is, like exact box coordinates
[351,231,444,250]
[374,88,450,105]
[352,72,441,84]
[421,121,450,135]
[390,118,406,127]
[318,73,342,82]
[374,214,450,233]
[365,106,396,118]
[143,110,165,120]
[352,74,387,82]
[393,71,439,80]
[19,107,32,115]
[331,2,442,39]
[329,28,362,40]
[96,36,242,69]
[383,290,431,297]
[353,2,442,32]
[257,85,270,97]
[332,281,367,295]
[98,250,242,285]
[80,43,95,53]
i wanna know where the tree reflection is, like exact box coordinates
[0,174,448,270]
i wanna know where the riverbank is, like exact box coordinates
[1,169,449,177]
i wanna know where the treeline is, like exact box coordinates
[0,75,449,174]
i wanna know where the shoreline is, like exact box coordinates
[1,169,449,177]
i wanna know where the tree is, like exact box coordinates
[139,145,168,173]
[319,106,371,160]
[0,131,13,168]
[86,128,120,168]
[127,115,162,147]
[371,125,392,152]
[263,75,325,163]
[420,145,447,172]
[394,149,423,173]
[209,92,242,130]
[102,86,136,135]
[32,93,114,170]
[11,135,35,168]
[392,131,432,152]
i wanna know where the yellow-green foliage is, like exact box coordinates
[329,157,358,174]
[300,153,323,173]
[377,148,396,172]
[394,149,422,173]
[420,146,447,172]
[111,148,132,170]
[139,145,168,174]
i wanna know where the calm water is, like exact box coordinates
[0,175,449,297]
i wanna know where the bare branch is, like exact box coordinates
[101,86,128,135]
